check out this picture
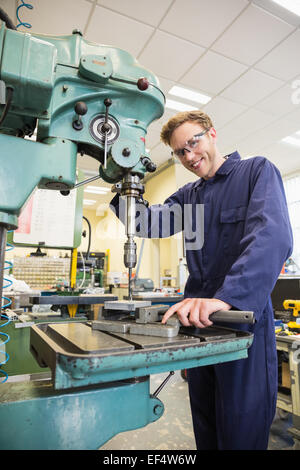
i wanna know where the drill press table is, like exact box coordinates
[0,318,253,449]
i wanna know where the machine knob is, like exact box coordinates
[141,156,156,173]
[75,101,88,116]
[122,148,131,157]
[104,98,112,108]
[73,101,88,130]
[146,161,156,172]
[101,98,112,134]
[137,77,149,91]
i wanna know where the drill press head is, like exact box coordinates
[0,22,164,227]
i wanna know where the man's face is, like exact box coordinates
[170,121,218,179]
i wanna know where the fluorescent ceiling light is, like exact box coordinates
[83,199,96,205]
[271,0,300,16]
[281,132,300,147]
[165,99,198,112]
[84,185,110,194]
[169,86,211,104]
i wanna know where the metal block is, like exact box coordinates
[104,300,151,311]
[135,304,168,324]
[129,322,179,338]
[92,320,130,334]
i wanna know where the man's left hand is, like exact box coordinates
[161,298,232,328]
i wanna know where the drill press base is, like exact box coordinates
[0,375,163,450]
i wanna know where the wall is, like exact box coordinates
[6,160,199,288]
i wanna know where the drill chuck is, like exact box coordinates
[124,238,137,268]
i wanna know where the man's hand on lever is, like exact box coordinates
[161,298,232,328]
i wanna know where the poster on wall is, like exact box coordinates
[13,188,77,248]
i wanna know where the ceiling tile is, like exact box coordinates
[159,0,248,47]
[138,31,205,81]
[262,143,300,176]
[203,96,247,129]
[253,0,300,27]
[255,83,299,116]
[216,108,276,148]
[234,109,300,158]
[212,4,293,66]
[180,50,248,95]
[221,69,284,106]
[97,0,173,26]
[85,4,154,57]
[255,30,300,81]
[16,0,92,35]
[156,76,176,96]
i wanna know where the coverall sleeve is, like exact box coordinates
[214,160,293,319]
[109,189,185,238]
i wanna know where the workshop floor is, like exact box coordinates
[100,371,296,451]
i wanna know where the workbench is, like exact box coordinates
[276,334,300,449]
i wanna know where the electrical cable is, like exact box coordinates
[16,1,33,29]
[0,231,13,384]
[82,216,91,260]
[78,252,86,289]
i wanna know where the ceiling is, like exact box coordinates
[1,0,300,207]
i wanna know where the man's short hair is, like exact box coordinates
[160,110,214,146]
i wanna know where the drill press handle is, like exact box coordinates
[209,310,255,324]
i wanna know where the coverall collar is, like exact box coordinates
[194,151,241,187]
[216,150,241,176]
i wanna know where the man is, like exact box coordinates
[110,111,293,450]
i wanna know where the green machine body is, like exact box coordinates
[0,23,165,229]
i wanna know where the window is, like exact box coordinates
[283,175,300,274]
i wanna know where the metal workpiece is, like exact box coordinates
[136,304,169,323]
[103,300,152,311]
[96,304,255,338]
[129,322,179,338]
[92,318,180,338]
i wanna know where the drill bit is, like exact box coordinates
[128,267,132,300]
[124,196,137,301]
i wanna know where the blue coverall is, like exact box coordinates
[110,151,293,450]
